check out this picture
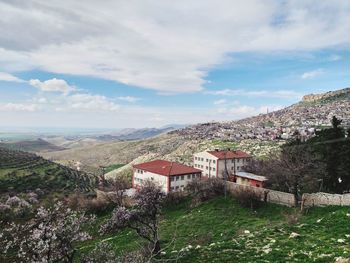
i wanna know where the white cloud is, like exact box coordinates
[217,104,282,118]
[213,99,227,105]
[56,93,120,112]
[0,72,25,83]
[207,89,302,99]
[0,103,40,112]
[301,69,324,79]
[0,1,349,93]
[328,54,342,61]
[117,96,141,103]
[29,78,75,95]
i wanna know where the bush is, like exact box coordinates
[232,188,262,210]
[186,178,225,207]
[164,191,187,206]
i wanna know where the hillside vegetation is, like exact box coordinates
[0,147,95,195]
[0,138,66,152]
[42,133,282,179]
[79,196,350,262]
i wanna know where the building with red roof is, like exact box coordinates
[193,149,251,178]
[132,160,202,193]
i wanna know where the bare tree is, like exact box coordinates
[262,142,325,206]
[100,176,131,207]
[101,181,164,256]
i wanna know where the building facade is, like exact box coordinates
[193,149,251,178]
[233,171,267,188]
[132,160,202,194]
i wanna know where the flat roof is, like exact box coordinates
[235,171,267,182]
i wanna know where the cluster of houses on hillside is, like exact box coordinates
[132,149,267,194]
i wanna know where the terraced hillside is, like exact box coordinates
[0,138,66,152]
[0,147,95,195]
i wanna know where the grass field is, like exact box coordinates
[78,196,350,262]
[104,163,125,174]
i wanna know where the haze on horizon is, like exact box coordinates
[0,0,350,129]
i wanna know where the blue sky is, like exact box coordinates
[0,1,349,129]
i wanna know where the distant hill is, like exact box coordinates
[0,146,95,195]
[0,138,66,152]
[96,126,186,141]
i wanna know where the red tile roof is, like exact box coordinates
[207,150,251,159]
[133,160,202,176]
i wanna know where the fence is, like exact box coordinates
[302,192,350,207]
[226,181,296,207]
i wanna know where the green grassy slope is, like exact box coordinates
[0,147,95,194]
[80,196,350,262]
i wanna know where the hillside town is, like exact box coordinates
[173,89,350,142]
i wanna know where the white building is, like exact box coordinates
[193,149,251,178]
[132,160,202,194]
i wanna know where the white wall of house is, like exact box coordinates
[169,173,201,192]
[193,151,250,178]
[236,176,251,186]
[217,158,248,178]
[193,151,218,178]
[133,169,169,193]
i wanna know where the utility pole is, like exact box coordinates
[224,148,229,199]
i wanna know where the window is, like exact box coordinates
[213,160,216,164]
[231,167,234,170]
[192,174,196,179]
[213,168,216,171]
[187,174,191,179]
[181,175,184,180]
[206,166,208,170]
[171,187,174,190]
[194,157,197,160]
[231,159,234,163]
[237,166,240,170]
[237,159,240,163]
[151,177,154,180]
[201,165,204,168]
[201,158,204,161]
[176,176,179,181]
[197,174,201,178]
[171,177,174,182]
[206,159,208,162]
[176,186,179,190]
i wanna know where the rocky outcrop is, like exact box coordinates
[302,88,350,102]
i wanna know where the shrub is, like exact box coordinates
[164,191,187,206]
[186,178,224,205]
[232,188,262,210]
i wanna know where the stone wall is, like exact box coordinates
[226,181,296,207]
[302,192,350,207]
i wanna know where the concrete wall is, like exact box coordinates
[302,192,350,207]
[170,173,201,192]
[133,169,169,193]
[193,151,217,178]
[226,181,296,207]
[193,151,249,178]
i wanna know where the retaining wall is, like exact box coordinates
[226,181,296,207]
[302,192,350,207]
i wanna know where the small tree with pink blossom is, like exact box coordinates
[1,202,95,263]
[101,181,164,256]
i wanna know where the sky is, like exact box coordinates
[0,0,350,129]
